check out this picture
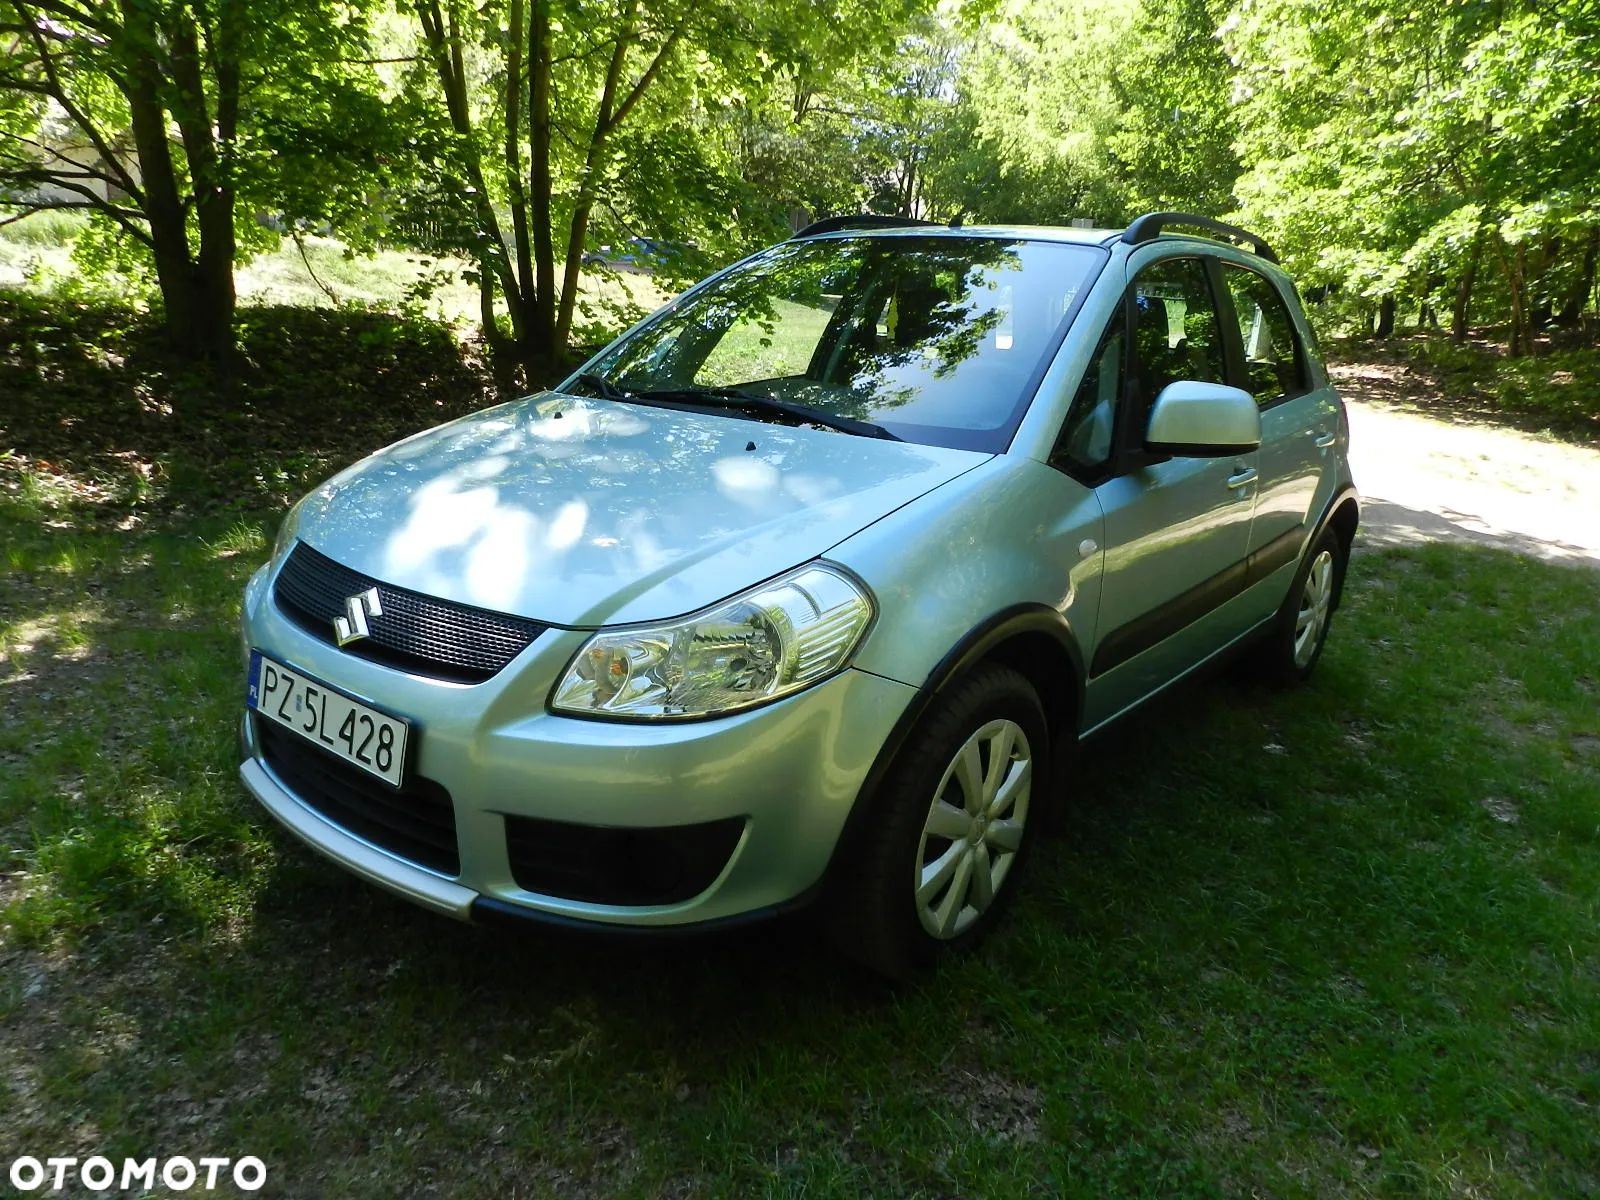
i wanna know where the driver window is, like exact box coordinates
[1130,258,1226,423]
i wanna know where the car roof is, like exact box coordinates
[800,223,1120,247]
[794,223,1290,277]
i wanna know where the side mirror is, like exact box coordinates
[1145,381,1261,456]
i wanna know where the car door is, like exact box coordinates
[1074,254,1261,729]
[1219,262,1341,619]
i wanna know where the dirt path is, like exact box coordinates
[1332,361,1600,567]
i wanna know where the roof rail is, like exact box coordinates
[792,214,942,239]
[1121,212,1278,263]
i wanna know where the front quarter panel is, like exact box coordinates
[832,456,1104,693]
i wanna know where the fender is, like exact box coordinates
[820,604,1085,888]
[1306,483,1361,611]
[1313,482,1360,539]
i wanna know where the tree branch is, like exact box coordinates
[292,233,341,304]
[1,133,127,187]
[16,3,143,202]
[604,22,685,135]
[13,0,122,38]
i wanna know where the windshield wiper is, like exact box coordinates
[573,371,634,401]
[634,385,902,442]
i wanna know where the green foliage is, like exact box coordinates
[2,0,1596,369]
[1400,334,1600,437]
[1222,0,1600,344]
[0,0,417,351]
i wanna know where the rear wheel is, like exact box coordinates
[1252,525,1345,684]
[827,665,1049,978]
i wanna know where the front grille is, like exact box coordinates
[256,718,459,876]
[273,541,545,683]
[504,814,745,905]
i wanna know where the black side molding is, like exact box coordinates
[1090,524,1305,677]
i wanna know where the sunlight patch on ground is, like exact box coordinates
[1343,384,1600,566]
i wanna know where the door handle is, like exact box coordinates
[1312,429,1336,449]
[1226,466,1258,489]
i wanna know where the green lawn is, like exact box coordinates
[3,300,1599,1197]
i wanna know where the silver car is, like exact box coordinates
[240,212,1357,976]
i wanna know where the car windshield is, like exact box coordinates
[579,235,1104,451]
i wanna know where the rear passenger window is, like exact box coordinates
[1223,265,1307,407]
[1130,258,1226,422]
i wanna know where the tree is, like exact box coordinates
[400,0,930,380]
[0,0,401,356]
[1107,0,1239,216]
[1223,0,1600,349]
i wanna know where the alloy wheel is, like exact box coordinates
[1294,548,1335,668]
[913,718,1032,939]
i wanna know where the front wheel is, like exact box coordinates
[827,665,1049,978]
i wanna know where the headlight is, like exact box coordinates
[550,563,874,721]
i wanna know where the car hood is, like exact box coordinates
[291,392,987,627]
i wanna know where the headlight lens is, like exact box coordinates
[550,563,873,721]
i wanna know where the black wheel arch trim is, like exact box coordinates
[1312,483,1360,610]
[819,604,1084,890]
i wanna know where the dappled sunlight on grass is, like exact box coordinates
[3,292,1597,1193]
[0,502,273,949]
[206,520,268,559]
[1,517,1597,1195]
[0,290,500,523]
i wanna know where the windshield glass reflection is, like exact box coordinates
[583,236,1102,451]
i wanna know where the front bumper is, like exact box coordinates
[239,563,916,929]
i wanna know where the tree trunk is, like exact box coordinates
[527,0,559,374]
[504,0,535,325]
[1374,295,1396,338]
[1556,227,1598,326]
[1452,232,1482,342]
[553,17,683,352]
[1508,242,1528,357]
[119,0,228,355]
[416,0,526,346]
[166,7,237,357]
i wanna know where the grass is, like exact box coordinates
[3,499,1598,1198]
[3,289,1599,1197]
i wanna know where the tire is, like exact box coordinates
[1251,524,1345,685]
[825,664,1050,979]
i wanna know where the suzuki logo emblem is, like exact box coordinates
[334,587,383,646]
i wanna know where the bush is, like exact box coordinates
[1378,333,1600,438]
[1494,349,1600,427]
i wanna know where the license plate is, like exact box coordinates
[248,651,409,787]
